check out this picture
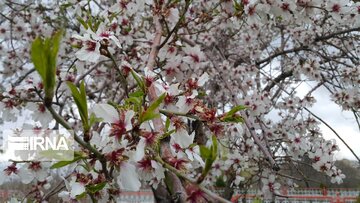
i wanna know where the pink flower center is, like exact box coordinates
[201,109,216,122]
[4,100,15,109]
[105,149,125,167]
[120,1,127,9]
[164,94,175,105]
[281,3,290,11]
[38,104,46,113]
[168,46,176,53]
[268,183,274,191]
[320,164,328,171]
[142,131,157,145]
[85,40,97,52]
[138,158,152,171]
[186,185,205,203]
[99,32,110,38]
[4,164,18,175]
[120,19,128,27]
[332,4,341,13]
[66,74,75,82]
[111,120,127,140]
[165,68,176,76]
[145,77,153,87]
[172,143,183,153]
[168,157,187,169]
[248,6,256,16]
[16,26,23,32]
[29,162,42,171]
[76,173,91,184]
[190,54,200,63]
[186,79,198,90]
[110,23,118,31]
[242,0,249,5]
[9,88,16,95]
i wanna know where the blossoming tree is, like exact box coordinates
[0,0,359,202]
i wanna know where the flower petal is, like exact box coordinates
[118,162,141,191]
[197,72,209,87]
[18,168,34,184]
[124,110,134,131]
[171,129,194,148]
[130,137,145,162]
[70,182,85,198]
[93,104,118,123]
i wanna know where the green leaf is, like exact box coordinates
[50,30,63,69]
[50,156,82,169]
[141,111,160,123]
[86,12,94,31]
[140,93,166,123]
[164,172,174,194]
[233,0,242,11]
[31,38,47,80]
[79,163,91,172]
[67,81,89,130]
[89,112,102,127]
[165,117,170,131]
[130,69,145,92]
[221,115,244,123]
[79,80,87,105]
[30,30,63,103]
[200,145,211,160]
[94,19,102,31]
[220,105,247,123]
[87,182,107,193]
[199,135,218,181]
[129,89,144,98]
[211,135,218,160]
[76,192,86,200]
[126,97,142,105]
[252,197,262,203]
[77,16,89,30]
[159,129,176,140]
[239,170,252,178]
[198,90,206,98]
[145,93,166,115]
[226,105,247,116]
[215,176,226,187]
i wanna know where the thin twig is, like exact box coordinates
[242,114,280,171]
[304,107,360,163]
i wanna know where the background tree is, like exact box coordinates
[0,0,359,202]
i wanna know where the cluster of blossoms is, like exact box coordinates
[0,0,359,202]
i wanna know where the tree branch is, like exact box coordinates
[256,27,360,65]
[46,105,111,179]
[154,155,232,203]
[263,70,293,92]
